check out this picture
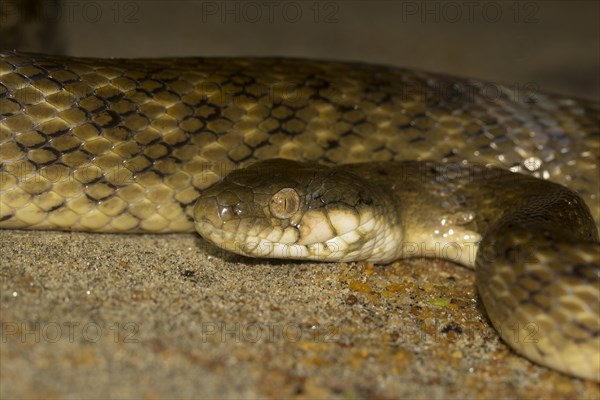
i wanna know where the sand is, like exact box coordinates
[1,229,598,399]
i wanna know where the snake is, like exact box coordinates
[0,51,598,381]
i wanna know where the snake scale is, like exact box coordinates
[0,51,598,381]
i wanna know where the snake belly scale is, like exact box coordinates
[0,51,598,380]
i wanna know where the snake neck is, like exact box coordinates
[342,161,599,268]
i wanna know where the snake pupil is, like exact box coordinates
[270,188,300,219]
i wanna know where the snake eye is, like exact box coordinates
[269,188,300,219]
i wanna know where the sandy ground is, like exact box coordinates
[1,1,599,399]
[1,230,599,399]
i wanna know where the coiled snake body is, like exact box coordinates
[0,52,598,380]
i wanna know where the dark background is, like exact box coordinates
[1,0,598,100]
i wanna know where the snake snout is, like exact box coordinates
[193,195,221,232]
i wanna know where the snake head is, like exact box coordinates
[194,159,399,262]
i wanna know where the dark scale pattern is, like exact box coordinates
[0,51,599,232]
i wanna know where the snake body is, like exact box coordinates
[0,51,598,380]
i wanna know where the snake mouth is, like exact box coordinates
[194,211,348,261]
[194,193,397,262]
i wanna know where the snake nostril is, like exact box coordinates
[233,205,245,216]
